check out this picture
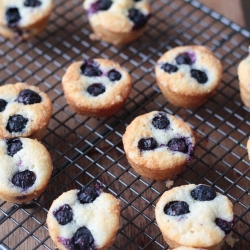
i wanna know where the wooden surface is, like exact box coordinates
[199,0,246,27]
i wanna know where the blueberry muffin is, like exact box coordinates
[62,58,132,117]
[0,137,53,203]
[238,48,250,108]
[0,82,53,140]
[83,0,151,45]
[155,46,223,108]
[247,138,250,160]
[172,248,205,250]
[122,111,195,180]
[47,186,120,250]
[0,0,54,40]
[155,184,234,250]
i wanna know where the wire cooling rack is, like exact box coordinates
[0,0,250,249]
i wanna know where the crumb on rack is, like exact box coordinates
[226,232,238,247]
[90,33,101,41]
[165,180,174,189]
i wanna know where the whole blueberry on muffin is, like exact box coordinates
[0,82,53,140]
[155,184,235,250]
[83,0,151,45]
[122,111,196,180]
[0,137,53,203]
[47,186,120,250]
[0,0,54,40]
[62,58,132,117]
[155,46,222,108]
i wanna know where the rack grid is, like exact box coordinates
[0,0,250,249]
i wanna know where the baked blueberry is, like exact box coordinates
[5,138,23,157]
[96,0,112,11]
[87,84,106,96]
[5,8,21,28]
[108,70,121,82]
[138,137,157,151]
[6,115,28,133]
[128,8,148,30]
[215,218,232,235]
[164,201,190,216]
[53,204,73,226]
[191,185,216,201]
[17,89,42,105]
[152,112,170,129]
[80,60,102,77]
[168,138,188,153]
[12,170,36,190]
[77,187,99,204]
[0,99,7,112]
[191,69,208,84]
[161,63,178,74]
[24,0,42,7]
[72,226,95,250]
[176,52,195,65]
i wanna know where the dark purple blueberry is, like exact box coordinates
[215,218,233,235]
[87,84,105,97]
[164,201,190,216]
[161,63,178,74]
[6,8,21,28]
[88,0,112,14]
[16,89,42,105]
[152,112,170,129]
[77,187,99,204]
[167,138,188,153]
[6,115,28,133]
[138,137,157,151]
[190,69,208,84]
[96,0,112,11]
[191,185,216,201]
[0,99,7,112]
[128,8,148,30]
[5,138,23,157]
[24,0,41,7]
[80,59,102,77]
[12,170,36,189]
[108,70,121,82]
[176,52,195,65]
[53,204,73,226]
[72,226,95,250]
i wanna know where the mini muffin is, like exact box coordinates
[247,138,250,160]
[155,46,223,108]
[0,82,53,140]
[62,58,132,118]
[47,186,120,250]
[172,248,205,250]
[238,48,250,108]
[122,111,195,180]
[155,184,234,250]
[0,0,54,40]
[83,0,151,45]
[0,137,53,203]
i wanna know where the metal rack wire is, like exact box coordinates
[0,0,250,249]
